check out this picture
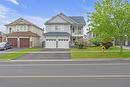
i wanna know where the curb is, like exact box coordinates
[0,58,130,62]
[76,58,130,61]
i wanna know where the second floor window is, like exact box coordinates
[55,25,61,31]
[78,28,82,34]
[9,28,12,33]
[55,26,58,31]
[16,25,27,32]
[72,28,75,33]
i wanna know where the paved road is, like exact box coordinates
[0,63,130,76]
[0,61,130,87]
[17,49,71,60]
[0,77,130,87]
[1,59,130,64]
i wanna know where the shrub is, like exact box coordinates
[101,42,113,49]
[75,38,88,49]
[91,38,100,46]
[93,41,100,46]
[77,43,84,49]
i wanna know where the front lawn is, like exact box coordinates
[71,46,128,51]
[71,46,130,59]
[0,48,42,60]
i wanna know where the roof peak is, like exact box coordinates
[5,17,43,30]
[59,12,64,15]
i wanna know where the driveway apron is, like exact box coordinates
[17,49,71,60]
[0,48,24,55]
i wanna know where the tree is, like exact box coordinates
[88,0,130,53]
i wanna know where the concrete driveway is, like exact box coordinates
[17,49,71,60]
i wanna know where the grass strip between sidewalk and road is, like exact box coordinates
[0,48,42,60]
[71,46,130,59]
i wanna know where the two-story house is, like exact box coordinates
[44,13,86,48]
[5,18,44,48]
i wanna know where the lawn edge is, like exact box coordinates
[0,58,130,62]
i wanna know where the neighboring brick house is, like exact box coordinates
[44,13,86,48]
[5,18,44,48]
[0,31,6,42]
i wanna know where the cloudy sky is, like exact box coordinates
[1,0,129,33]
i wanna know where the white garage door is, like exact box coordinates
[58,39,69,48]
[46,39,56,48]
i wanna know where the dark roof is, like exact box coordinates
[6,31,40,37]
[69,16,86,25]
[44,32,70,36]
[45,13,86,25]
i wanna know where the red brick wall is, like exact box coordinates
[0,36,6,42]
[2,37,6,42]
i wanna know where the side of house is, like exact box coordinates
[5,18,44,48]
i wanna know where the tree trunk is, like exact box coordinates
[120,39,123,54]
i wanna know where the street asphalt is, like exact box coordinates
[0,77,130,87]
[0,62,130,76]
[0,61,130,87]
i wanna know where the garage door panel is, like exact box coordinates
[45,38,69,48]
[46,39,56,48]
[20,38,30,48]
[7,38,17,47]
[58,39,69,48]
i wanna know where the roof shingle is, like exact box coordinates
[45,13,86,25]
[69,16,86,25]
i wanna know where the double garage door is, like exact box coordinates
[7,38,30,48]
[46,39,69,48]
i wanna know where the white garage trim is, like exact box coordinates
[58,39,69,48]
[45,35,70,49]
[45,39,69,48]
[45,39,57,48]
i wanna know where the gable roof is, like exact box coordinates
[59,13,78,24]
[69,16,86,25]
[5,18,43,31]
[45,13,86,25]
[45,13,76,25]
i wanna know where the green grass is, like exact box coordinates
[71,46,128,51]
[0,48,42,60]
[71,46,130,59]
